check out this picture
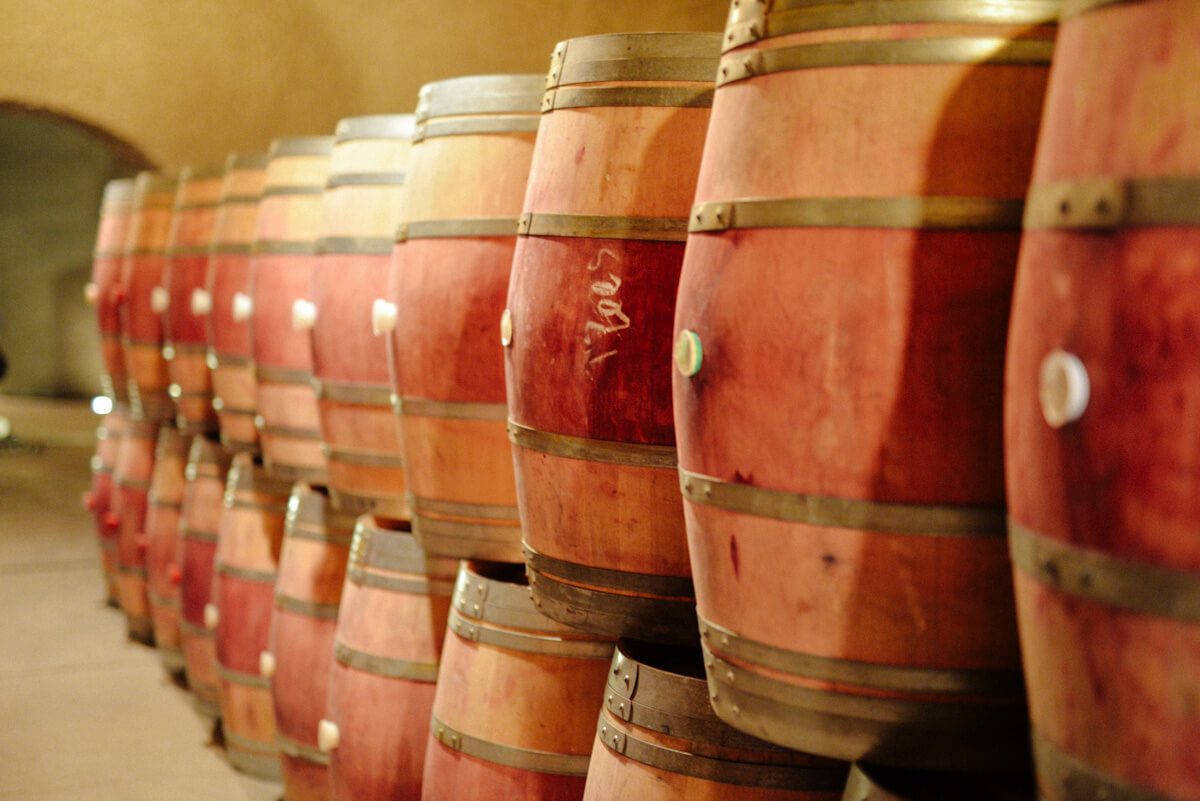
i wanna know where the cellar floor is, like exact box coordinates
[0,396,278,801]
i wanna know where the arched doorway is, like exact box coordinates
[0,102,153,398]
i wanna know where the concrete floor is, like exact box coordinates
[0,396,279,801]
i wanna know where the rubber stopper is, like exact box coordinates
[1039,349,1090,428]
[203,603,219,631]
[292,298,318,331]
[317,719,340,753]
[674,329,703,377]
[191,288,213,317]
[150,286,170,314]
[103,511,120,528]
[499,308,513,347]
[371,298,397,336]
[168,565,182,586]
[231,292,253,322]
[259,650,276,678]
[84,282,99,306]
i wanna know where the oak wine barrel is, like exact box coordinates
[112,416,160,642]
[387,74,542,561]
[145,424,189,674]
[87,178,136,403]
[505,32,719,644]
[672,0,1058,769]
[83,408,126,606]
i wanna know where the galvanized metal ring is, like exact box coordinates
[508,420,677,469]
[321,445,405,469]
[215,562,277,584]
[1024,175,1200,230]
[413,115,540,141]
[275,592,341,620]
[276,732,330,766]
[396,397,508,421]
[689,195,1024,232]
[542,86,714,112]
[398,217,520,242]
[1032,731,1169,801]
[316,236,394,255]
[429,714,591,776]
[334,641,440,682]
[216,662,271,689]
[517,212,690,241]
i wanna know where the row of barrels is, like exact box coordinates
[80,2,1200,800]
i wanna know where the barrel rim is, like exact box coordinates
[268,135,335,157]
[546,31,722,89]
[225,151,271,170]
[415,73,544,121]
[334,113,417,142]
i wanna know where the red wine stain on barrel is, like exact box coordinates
[729,535,740,578]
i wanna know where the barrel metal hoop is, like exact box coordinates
[411,515,522,560]
[212,243,254,254]
[1023,175,1200,230]
[116,476,153,492]
[253,364,311,386]
[149,497,183,510]
[545,33,721,88]
[93,249,124,259]
[397,397,508,421]
[398,217,519,242]
[325,171,407,189]
[116,564,148,579]
[317,236,394,255]
[179,618,213,637]
[275,592,341,620]
[123,248,168,258]
[413,115,540,141]
[276,732,329,765]
[415,75,544,122]
[410,495,520,522]
[225,735,283,780]
[314,379,393,407]
[699,614,1023,695]
[542,85,714,112]
[334,640,440,681]
[321,445,405,469]
[1009,519,1200,623]
[181,526,218,543]
[347,565,455,596]
[429,714,591,776]
[260,185,324,198]
[716,36,1054,86]
[596,716,847,790]
[447,607,613,660]
[285,521,355,547]
[257,424,322,443]
[147,590,181,610]
[523,543,694,598]
[252,241,318,256]
[689,195,1024,232]
[1060,0,1142,20]
[216,663,271,689]
[1033,731,1174,801]
[508,420,678,469]
[209,351,251,368]
[165,245,215,257]
[221,192,263,204]
[226,497,291,516]
[679,467,1005,537]
[517,212,690,242]
[723,0,1061,51]
[215,562,277,584]
[530,568,699,645]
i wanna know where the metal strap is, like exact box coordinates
[679,468,1005,537]
[227,497,290,515]
[398,217,518,241]
[311,379,388,407]
[414,115,540,141]
[326,171,406,188]
[546,33,721,88]
[411,515,521,558]
[165,245,215,258]
[322,445,405,468]
[523,543,693,598]
[181,526,218,543]
[261,185,324,198]
[517,212,689,242]
[334,641,440,682]
[257,423,322,441]
[397,397,507,420]
[429,714,591,776]
[317,236,394,255]
[225,735,283,780]
[1024,175,1200,230]
[716,36,1054,86]
[542,86,714,112]
[285,521,355,547]
[209,351,251,368]
[346,567,456,597]
[448,607,613,660]
[723,0,1061,51]
[212,243,254,255]
[215,562,277,584]
[179,618,213,638]
[254,364,311,385]
[415,74,544,121]
[253,241,318,256]
[276,732,329,766]
[410,495,520,521]
[1009,519,1200,623]
[149,497,182,510]
[508,420,678,469]
[596,717,847,790]
[699,615,1023,695]
[690,196,1024,232]
[148,590,181,610]
[1060,0,1140,19]
[275,592,340,620]
[117,476,153,491]
[1033,731,1173,801]
[216,663,271,689]
[530,567,698,645]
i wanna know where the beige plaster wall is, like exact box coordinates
[0,0,729,168]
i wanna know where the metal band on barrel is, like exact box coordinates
[216,663,271,689]
[149,497,183,510]
[317,236,394,255]
[1023,175,1200,230]
[398,217,519,242]
[322,445,405,468]
[181,526,218,543]
[227,496,291,515]
[209,351,251,368]
[518,212,689,242]
[1033,731,1173,801]
[215,562,277,584]
[116,476,153,492]
[276,732,329,766]
[260,185,324,198]
[1009,519,1200,623]
[409,495,520,522]
[147,590,180,610]
[448,607,613,660]
[689,196,1024,232]
[275,592,340,620]
[225,735,283,780]
[509,420,677,469]
[524,543,693,598]
[325,171,406,189]
[254,364,311,385]
[285,521,355,547]
[397,397,507,420]
[315,380,393,407]
[452,566,611,646]
[546,33,721,88]
[716,36,1054,86]
[724,0,1060,51]
[430,714,591,776]
[179,618,213,638]
[211,243,254,254]
[413,115,540,142]
[165,245,214,258]
[252,240,318,256]
[542,86,713,112]
[334,641,440,682]
[415,74,544,122]
[679,468,1005,537]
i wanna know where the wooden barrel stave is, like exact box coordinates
[112,416,160,642]
[91,179,136,402]
[145,424,189,673]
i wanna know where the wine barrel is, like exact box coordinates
[87,178,136,403]
[582,640,848,801]
[112,416,160,642]
[179,434,230,718]
[321,517,457,801]
[205,152,269,454]
[505,32,719,644]
[1005,3,1200,800]
[420,561,613,801]
[145,424,189,674]
[83,408,126,606]
[213,452,292,778]
[266,484,354,801]
[121,171,178,422]
[163,165,224,435]
[310,115,414,517]
[387,74,542,561]
[671,2,1058,769]
[251,137,334,482]
[841,764,1032,801]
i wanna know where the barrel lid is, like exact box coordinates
[415,74,544,121]
[101,177,137,207]
[225,151,270,170]
[546,32,722,88]
[335,114,417,142]
[269,136,336,158]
